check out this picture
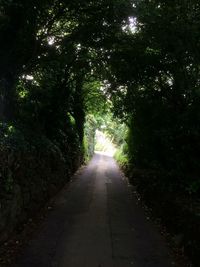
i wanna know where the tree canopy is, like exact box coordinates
[0,0,200,191]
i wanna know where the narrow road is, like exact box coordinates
[13,153,174,267]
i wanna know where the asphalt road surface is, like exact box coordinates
[13,152,174,267]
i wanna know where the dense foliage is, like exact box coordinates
[105,1,200,195]
[0,0,132,155]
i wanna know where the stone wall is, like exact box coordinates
[0,131,81,244]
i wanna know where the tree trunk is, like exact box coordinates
[0,74,16,122]
[73,78,85,143]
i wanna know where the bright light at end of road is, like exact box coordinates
[95,130,116,157]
